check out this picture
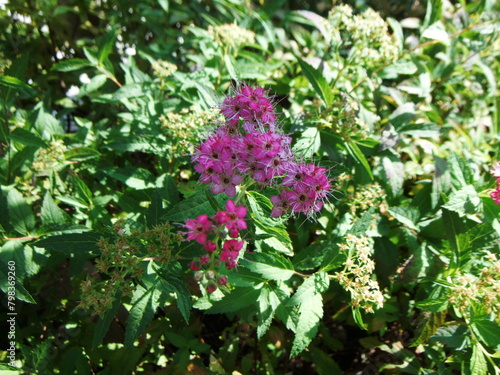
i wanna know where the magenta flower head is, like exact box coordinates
[184,214,214,244]
[491,162,500,178]
[491,178,500,204]
[224,199,247,230]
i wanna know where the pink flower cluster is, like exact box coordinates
[490,162,500,204]
[192,84,332,217]
[183,200,247,293]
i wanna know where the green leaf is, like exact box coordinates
[410,311,445,347]
[154,267,191,324]
[388,206,420,231]
[93,292,122,348]
[125,285,161,346]
[72,175,93,206]
[294,126,321,157]
[8,128,48,148]
[471,319,500,348]
[0,75,31,90]
[470,344,488,375]
[415,297,449,313]
[242,252,295,281]
[0,259,36,304]
[290,293,323,357]
[297,58,333,106]
[34,232,106,254]
[294,239,343,271]
[146,189,168,227]
[423,0,443,28]
[41,193,71,228]
[256,285,283,339]
[98,27,118,66]
[64,147,101,161]
[163,189,226,222]
[345,141,373,179]
[206,287,262,314]
[442,185,481,217]
[287,272,329,306]
[7,189,35,236]
[429,325,469,350]
[105,167,156,190]
[352,306,367,330]
[52,58,93,72]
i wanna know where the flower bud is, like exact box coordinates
[205,270,216,280]
[217,275,228,286]
[206,281,218,294]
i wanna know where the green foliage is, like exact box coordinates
[1,0,499,373]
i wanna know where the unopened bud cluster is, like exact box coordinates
[32,140,67,175]
[192,84,332,218]
[311,95,371,141]
[208,23,255,50]
[78,222,180,315]
[346,182,386,215]
[183,199,248,294]
[448,251,500,321]
[334,234,384,313]
[326,5,398,68]
[160,106,222,162]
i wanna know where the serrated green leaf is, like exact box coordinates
[442,185,481,217]
[242,252,295,281]
[290,293,323,357]
[7,188,35,236]
[345,141,374,179]
[163,189,226,222]
[34,232,105,254]
[93,292,122,348]
[41,193,71,228]
[146,189,167,227]
[429,325,469,350]
[294,126,320,157]
[8,128,48,148]
[287,272,329,306]
[64,147,101,161]
[410,311,445,347]
[415,297,449,313]
[72,175,93,205]
[471,319,500,348]
[52,58,92,72]
[206,287,262,314]
[105,167,156,190]
[470,343,488,375]
[297,58,333,106]
[155,268,191,324]
[352,306,367,330]
[388,206,420,231]
[0,259,36,304]
[294,239,343,271]
[0,75,31,90]
[125,285,161,346]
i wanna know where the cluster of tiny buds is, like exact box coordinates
[160,106,222,161]
[78,222,180,315]
[334,234,384,313]
[192,84,332,218]
[311,95,370,141]
[448,251,500,321]
[346,182,386,214]
[32,140,67,175]
[182,199,248,294]
[208,23,256,50]
[326,4,399,67]
[489,162,500,204]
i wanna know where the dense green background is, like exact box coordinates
[1,0,499,374]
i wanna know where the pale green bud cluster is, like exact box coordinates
[326,5,399,68]
[312,95,370,141]
[448,251,500,322]
[208,23,255,49]
[160,107,223,158]
[334,235,384,313]
[32,140,67,175]
[78,221,181,316]
[152,60,177,81]
[346,182,386,214]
